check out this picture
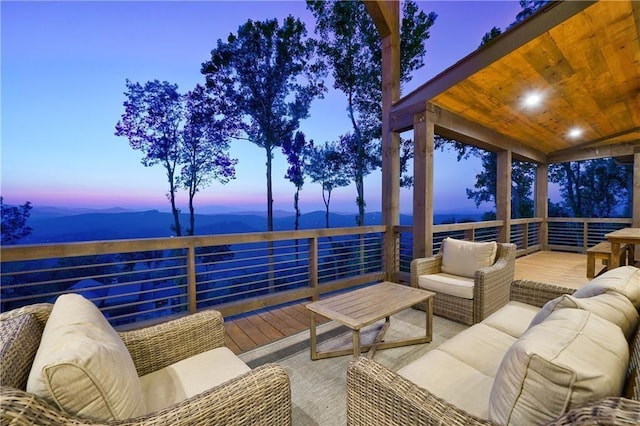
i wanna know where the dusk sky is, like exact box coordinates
[2,1,523,215]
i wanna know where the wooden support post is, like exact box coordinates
[308,237,318,300]
[413,108,434,259]
[536,163,549,250]
[379,2,400,281]
[633,148,640,262]
[187,246,197,314]
[497,150,512,243]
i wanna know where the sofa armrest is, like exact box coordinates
[120,309,225,376]
[410,255,442,288]
[347,357,493,426]
[509,280,576,308]
[544,397,640,425]
[1,364,291,425]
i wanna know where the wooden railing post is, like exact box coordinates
[583,222,589,252]
[187,245,197,314]
[309,237,318,301]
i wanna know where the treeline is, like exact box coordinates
[114,1,437,236]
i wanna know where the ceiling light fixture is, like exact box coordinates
[568,128,583,139]
[523,93,542,107]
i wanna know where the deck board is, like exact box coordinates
[225,251,591,355]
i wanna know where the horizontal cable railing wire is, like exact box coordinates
[547,218,631,252]
[1,226,386,327]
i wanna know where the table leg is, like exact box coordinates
[611,242,621,269]
[310,311,318,360]
[352,329,361,358]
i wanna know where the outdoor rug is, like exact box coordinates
[239,309,468,426]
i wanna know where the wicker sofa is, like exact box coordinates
[0,297,291,425]
[348,266,640,425]
[411,239,516,325]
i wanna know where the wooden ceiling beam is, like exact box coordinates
[429,104,547,163]
[548,141,640,163]
[390,1,595,121]
[363,1,398,38]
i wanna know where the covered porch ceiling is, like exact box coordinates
[390,0,640,164]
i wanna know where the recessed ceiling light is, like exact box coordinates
[524,93,542,107]
[568,128,583,139]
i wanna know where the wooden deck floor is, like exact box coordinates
[224,251,591,355]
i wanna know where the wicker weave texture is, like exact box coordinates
[1,305,291,426]
[411,243,516,325]
[347,357,493,426]
[347,279,640,426]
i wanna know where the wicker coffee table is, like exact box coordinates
[305,281,434,360]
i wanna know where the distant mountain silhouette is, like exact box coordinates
[20,208,483,244]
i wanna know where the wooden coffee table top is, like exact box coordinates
[306,282,433,330]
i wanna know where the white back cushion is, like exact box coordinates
[27,293,146,420]
[489,308,628,425]
[441,238,497,278]
[573,266,640,308]
[528,291,639,341]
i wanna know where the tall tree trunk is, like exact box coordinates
[294,189,300,230]
[266,145,274,232]
[323,189,331,228]
[167,163,181,236]
[265,144,275,291]
[188,195,195,236]
[347,96,366,227]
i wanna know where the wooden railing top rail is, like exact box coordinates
[1,225,387,262]
[547,217,632,224]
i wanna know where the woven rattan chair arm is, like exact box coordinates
[509,280,576,308]
[120,309,225,376]
[346,357,494,426]
[1,364,291,426]
[0,303,52,330]
[544,397,640,425]
[1,386,91,425]
[410,255,442,287]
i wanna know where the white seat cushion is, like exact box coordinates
[398,349,494,420]
[418,273,474,299]
[489,308,629,425]
[440,238,497,278]
[481,301,540,339]
[398,321,519,420]
[27,293,146,420]
[437,323,516,377]
[140,346,251,413]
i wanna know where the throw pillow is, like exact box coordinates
[528,291,639,340]
[489,308,628,425]
[0,314,42,390]
[27,293,146,420]
[440,237,498,278]
[573,266,640,308]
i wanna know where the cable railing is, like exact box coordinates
[2,217,633,328]
[547,218,632,252]
[1,226,385,327]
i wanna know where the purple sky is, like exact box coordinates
[2,1,523,214]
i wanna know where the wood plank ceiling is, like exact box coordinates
[393,1,640,163]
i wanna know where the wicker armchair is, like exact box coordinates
[0,304,292,425]
[411,242,516,325]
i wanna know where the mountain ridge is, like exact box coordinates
[19,209,484,244]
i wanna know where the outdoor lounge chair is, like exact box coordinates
[411,238,516,325]
[0,296,292,425]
